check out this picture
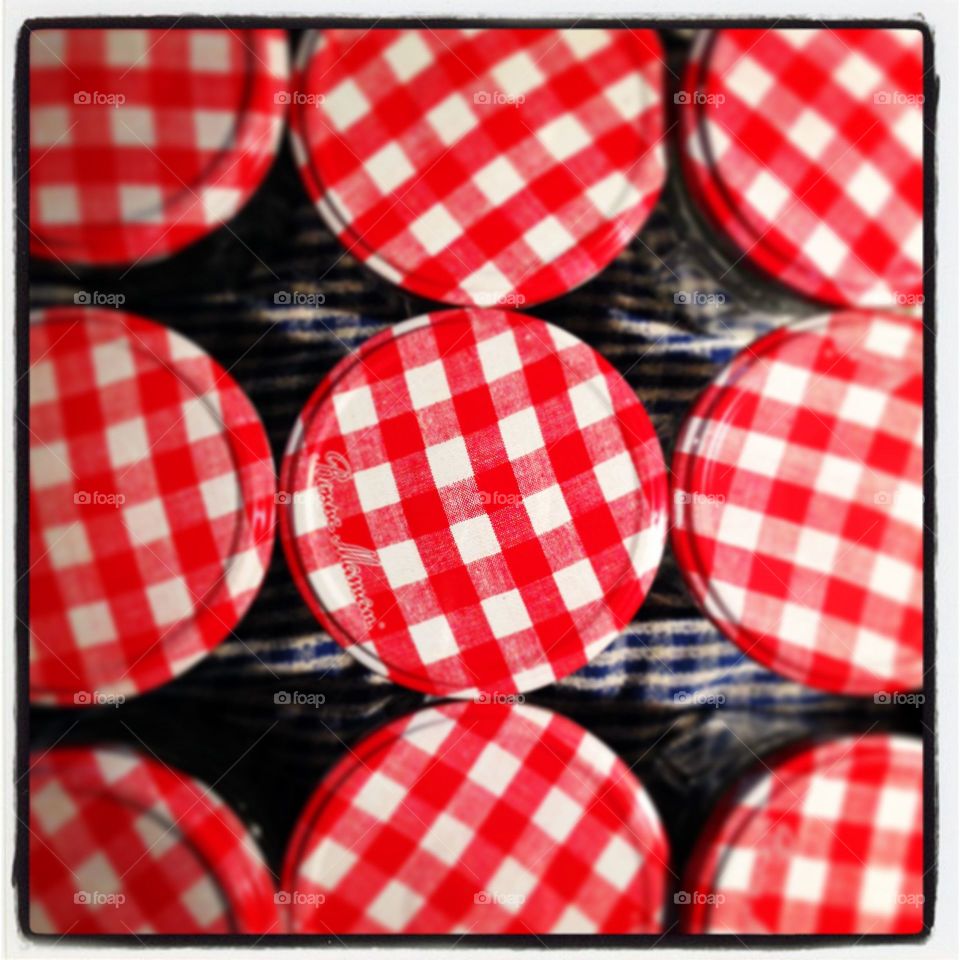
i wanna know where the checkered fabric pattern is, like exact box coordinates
[29,308,276,705]
[279,309,667,697]
[282,701,669,934]
[29,28,289,265]
[29,746,281,934]
[680,28,923,309]
[671,310,923,695]
[681,734,923,934]
[290,28,665,306]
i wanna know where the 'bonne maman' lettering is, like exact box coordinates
[312,450,380,632]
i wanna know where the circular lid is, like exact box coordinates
[29,745,281,934]
[29,307,277,705]
[29,28,289,265]
[290,28,665,307]
[282,701,669,934]
[679,28,923,309]
[279,308,667,696]
[671,310,922,695]
[681,734,923,934]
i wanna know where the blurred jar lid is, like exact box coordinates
[29,28,289,265]
[29,308,276,705]
[671,310,923,694]
[290,28,666,307]
[29,745,280,934]
[282,700,670,933]
[681,734,924,934]
[678,28,923,309]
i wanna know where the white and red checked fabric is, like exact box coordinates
[29,28,289,265]
[290,29,666,306]
[681,734,923,934]
[282,701,669,934]
[29,308,276,705]
[680,29,923,308]
[671,311,923,694]
[279,309,667,696]
[29,745,280,934]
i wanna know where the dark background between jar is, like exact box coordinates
[26,29,924,919]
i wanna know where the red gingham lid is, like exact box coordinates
[681,734,923,934]
[282,701,669,934]
[671,310,923,695]
[290,29,666,307]
[679,29,923,309]
[29,28,289,266]
[29,745,281,934]
[29,308,276,705]
[279,308,667,696]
